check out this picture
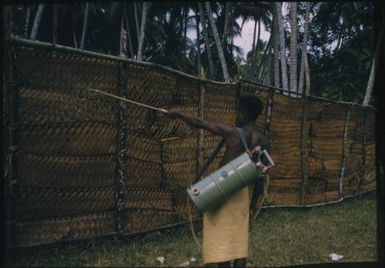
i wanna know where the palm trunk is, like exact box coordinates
[289,2,298,97]
[24,5,31,37]
[133,2,140,41]
[298,2,311,96]
[198,2,215,79]
[137,2,151,61]
[52,4,58,45]
[72,11,78,48]
[266,44,274,85]
[304,52,310,95]
[275,2,289,92]
[204,2,230,82]
[123,5,134,58]
[184,7,188,58]
[223,2,231,42]
[258,36,273,81]
[30,4,45,40]
[255,18,261,60]
[252,18,257,66]
[196,10,202,77]
[80,2,89,49]
[363,25,384,106]
[119,14,127,57]
[272,3,280,88]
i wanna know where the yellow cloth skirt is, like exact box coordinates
[202,187,249,264]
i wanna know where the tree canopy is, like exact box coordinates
[9,1,376,104]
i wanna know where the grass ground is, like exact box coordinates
[7,192,377,267]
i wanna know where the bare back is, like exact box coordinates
[220,126,268,167]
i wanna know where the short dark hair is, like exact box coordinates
[239,95,263,121]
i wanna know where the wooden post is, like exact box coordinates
[196,80,205,177]
[300,97,309,205]
[115,62,129,236]
[4,6,18,247]
[338,107,351,197]
[264,89,274,136]
[236,79,242,109]
[359,108,368,192]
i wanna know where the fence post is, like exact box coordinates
[196,80,205,176]
[338,107,351,197]
[263,89,274,136]
[300,97,309,206]
[4,5,19,247]
[115,61,128,236]
[359,107,368,192]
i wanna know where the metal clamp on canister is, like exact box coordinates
[248,146,275,173]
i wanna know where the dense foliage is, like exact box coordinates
[8,2,375,103]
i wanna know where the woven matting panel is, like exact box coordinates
[267,94,304,189]
[18,153,116,188]
[8,42,376,247]
[16,186,115,220]
[14,211,116,247]
[124,209,176,233]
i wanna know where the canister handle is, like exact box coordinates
[259,150,275,169]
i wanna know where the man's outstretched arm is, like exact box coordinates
[164,111,234,138]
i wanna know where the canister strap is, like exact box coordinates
[236,127,251,154]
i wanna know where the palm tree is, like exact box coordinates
[252,17,261,69]
[363,24,383,106]
[257,36,273,82]
[275,2,289,92]
[272,3,280,88]
[30,4,45,40]
[80,2,90,49]
[204,2,230,82]
[198,2,215,79]
[24,5,32,37]
[134,2,140,41]
[223,2,231,43]
[123,5,134,58]
[195,7,202,77]
[289,2,298,96]
[298,2,311,95]
[137,2,151,61]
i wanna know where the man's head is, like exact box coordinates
[235,95,263,127]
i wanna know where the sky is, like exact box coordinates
[188,18,270,58]
[187,18,270,64]
[233,18,271,61]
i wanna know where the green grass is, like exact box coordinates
[7,192,377,267]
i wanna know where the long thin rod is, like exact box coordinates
[88,88,167,113]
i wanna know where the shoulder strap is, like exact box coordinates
[236,127,250,153]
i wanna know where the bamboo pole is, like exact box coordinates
[300,98,309,205]
[338,107,351,197]
[240,78,376,110]
[11,36,233,86]
[115,62,129,236]
[261,190,375,209]
[9,35,378,109]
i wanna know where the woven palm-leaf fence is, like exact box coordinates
[4,37,375,248]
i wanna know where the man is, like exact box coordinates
[164,95,268,268]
